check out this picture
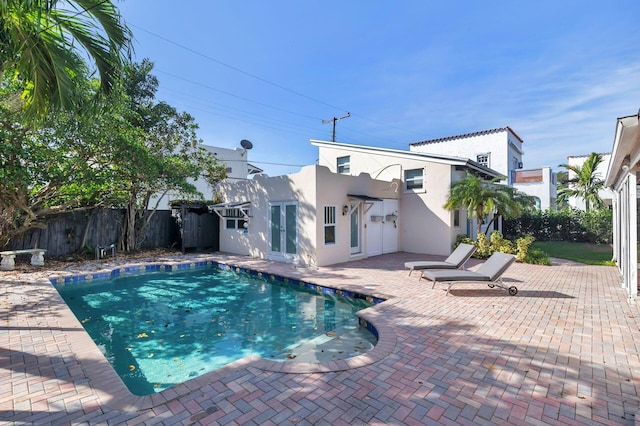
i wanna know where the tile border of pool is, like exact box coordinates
[46,257,398,411]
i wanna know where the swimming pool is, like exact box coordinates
[54,263,378,395]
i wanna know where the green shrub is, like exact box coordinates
[504,208,612,244]
[523,247,552,265]
[455,231,545,264]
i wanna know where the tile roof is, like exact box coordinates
[409,126,524,146]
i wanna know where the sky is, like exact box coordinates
[116,1,640,177]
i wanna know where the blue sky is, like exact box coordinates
[117,1,640,176]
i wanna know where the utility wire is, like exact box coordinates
[127,21,429,140]
[130,23,347,112]
[156,69,324,122]
[35,0,113,35]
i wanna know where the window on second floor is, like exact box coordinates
[476,153,490,168]
[404,168,424,191]
[337,156,350,174]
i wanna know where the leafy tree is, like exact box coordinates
[0,84,82,246]
[444,173,535,237]
[108,59,227,251]
[0,61,227,251]
[0,0,132,118]
[557,152,605,211]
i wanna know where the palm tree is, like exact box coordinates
[0,0,132,117]
[558,152,605,211]
[444,173,535,236]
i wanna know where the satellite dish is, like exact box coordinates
[240,139,253,150]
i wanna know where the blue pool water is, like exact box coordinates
[55,265,377,395]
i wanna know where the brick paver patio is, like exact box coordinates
[1,252,639,425]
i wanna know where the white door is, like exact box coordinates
[382,199,399,254]
[366,201,383,256]
[366,199,398,256]
[269,202,297,261]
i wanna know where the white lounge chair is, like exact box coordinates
[404,243,476,279]
[420,252,518,296]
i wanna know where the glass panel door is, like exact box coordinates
[350,203,360,255]
[270,205,281,253]
[269,202,298,260]
[285,204,297,254]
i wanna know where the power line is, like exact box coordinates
[127,21,430,140]
[156,69,324,122]
[129,23,347,112]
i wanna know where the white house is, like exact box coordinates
[605,114,639,301]
[409,127,524,185]
[214,165,401,267]
[213,139,503,267]
[313,140,503,255]
[512,167,557,211]
[153,144,262,210]
[565,153,613,210]
[408,127,558,210]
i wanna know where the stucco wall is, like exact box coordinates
[314,168,401,266]
[316,142,464,256]
[217,166,317,261]
[218,165,401,267]
[409,129,524,184]
[513,167,557,211]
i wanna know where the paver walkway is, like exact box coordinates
[1,252,639,425]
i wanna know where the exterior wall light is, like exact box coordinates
[342,205,349,215]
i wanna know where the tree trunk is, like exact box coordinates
[124,193,137,251]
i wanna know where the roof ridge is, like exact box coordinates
[410,126,523,146]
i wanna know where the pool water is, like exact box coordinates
[55,266,377,395]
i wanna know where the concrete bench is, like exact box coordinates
[0,249,47,270]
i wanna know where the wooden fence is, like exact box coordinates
[7,208,179,257]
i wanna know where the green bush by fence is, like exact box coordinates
[503,208,612,244]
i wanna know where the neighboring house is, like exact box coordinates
[604,114,639,301]
[409,127,524,185]
[408,126,557,210]
[313,140,503,256]
[214,165,402,267]
[152,144,263,210]
[512,167,557,211]
[564,153,613,210]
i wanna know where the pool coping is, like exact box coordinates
[46,257,399,412]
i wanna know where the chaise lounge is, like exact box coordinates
[404,243,476,279]
[420,252,518,296]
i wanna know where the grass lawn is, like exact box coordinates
[532,241,616,266]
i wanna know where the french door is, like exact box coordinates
[269,202,298,261]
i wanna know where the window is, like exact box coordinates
[324,206,336,244]
[404,168,424,191]
[337,156,350,174]
[223,208,248,231]
[476,153,490,168]
[453,209,460,227]
[226,167,233,173]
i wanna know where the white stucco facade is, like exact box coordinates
[512,167,557,211]
[313,140,503,255]
[215,165,401,267]
[407,127,558,211]
[152,144,262,210]
[605,114,639,302]
[408,127,524,185]
[566,153,613,210]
